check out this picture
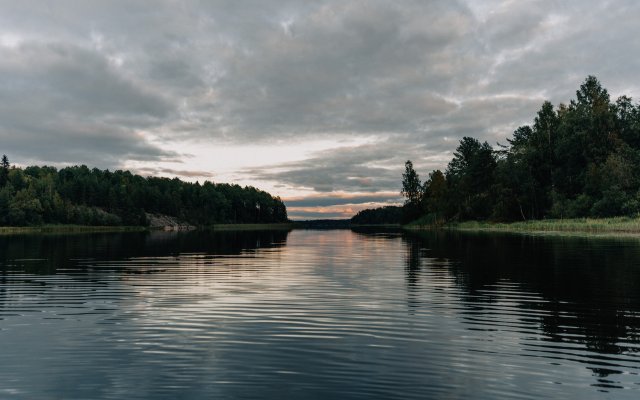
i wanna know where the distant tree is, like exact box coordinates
[0,154,9,187]
[446,137,496,220]
[401,160,422,205]
[421,170,448,223]
[500,102,560,219]
[401,160,423,224]
[615,95,640,148]
[351,206,403,225]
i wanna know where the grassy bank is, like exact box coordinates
[0,225,147,235]
[0,222,298,235]
[442,217,640,236]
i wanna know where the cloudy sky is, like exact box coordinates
[1,1,639,219]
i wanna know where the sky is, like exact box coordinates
[1,0,640,219]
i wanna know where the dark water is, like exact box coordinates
[1,229,640,399]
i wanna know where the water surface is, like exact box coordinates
[1,229,640,399]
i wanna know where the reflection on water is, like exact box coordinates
[396,230,640,392]
[1,229,640,399]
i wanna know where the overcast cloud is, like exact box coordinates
[1,0,639,218]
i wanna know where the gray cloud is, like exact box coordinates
[246,138,452,195]
[207,0,475,139]
[0,42,176,166]
[247,140,408,193]
[285,193,401,208]
[132,167,215,179]
[288,210,354,220]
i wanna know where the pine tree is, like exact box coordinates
[0,154,9,187]
[401,160,422,205]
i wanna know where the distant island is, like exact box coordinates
[0,159,288,229]
[355,76,640,234]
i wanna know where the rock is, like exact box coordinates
[145,213,196,231]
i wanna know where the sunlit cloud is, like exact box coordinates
[284,191,402,220]
[288,203,395,220]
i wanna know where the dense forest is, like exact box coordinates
[0,160,288,226]
[351,206,402,225]
[398,76,640,224]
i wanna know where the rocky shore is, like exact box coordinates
[145,213,196,231]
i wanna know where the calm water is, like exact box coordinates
[1,229,640,399]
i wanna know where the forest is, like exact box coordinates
[397,76,640,225]
[0,159,288,227]
[351,206,402,225]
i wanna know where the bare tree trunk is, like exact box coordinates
[518,201,527,221]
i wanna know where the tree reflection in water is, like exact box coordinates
[398,230,640,386]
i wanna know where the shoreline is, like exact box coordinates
[208,223,297,231]
[0,225,148,235]
[7,219,640,237]
[406,217,640,238]
[0,223,297,235]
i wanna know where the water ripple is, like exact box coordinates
[1,229,640,399]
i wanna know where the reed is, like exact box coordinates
[450,217,640,235]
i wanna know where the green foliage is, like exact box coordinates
[0,162,288,227]
[0,154,9,187]
[399,76,640,225]
[401,160,423,223]
[421,170,447,223]
[351,206,402,225]
[401,160,421,205]
[445,137,496,220]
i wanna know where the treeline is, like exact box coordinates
[297,219,351,229]
[401,76,640,224]
[351,206,402,225]
[0,160,288,226]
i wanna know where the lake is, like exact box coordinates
[1,228,639,399]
